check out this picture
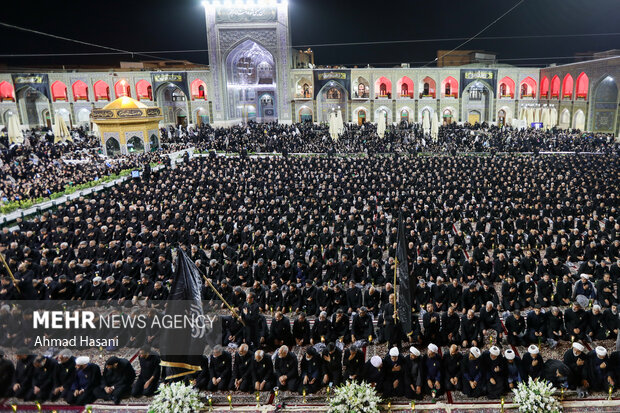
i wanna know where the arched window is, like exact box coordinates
[420,77,436,98]
[441,76,458,98]
[191,79,207,100]
[114,80,131,98]
[540,77,549,98]
[0,81,15,101]
[51,81,68,102]
[72,80,88,101]
[498,77,515,98]
[374,76,392,99]
[551,76,560,98]
[576,72,589,99]
[93,80,110,101]
[562,74,574,99]
[136,80,153,100]
[397,76,413,98]
[520,77,537,98]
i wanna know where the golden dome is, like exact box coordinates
[103,96,148,110]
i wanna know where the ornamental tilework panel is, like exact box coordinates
[219,29,278,53]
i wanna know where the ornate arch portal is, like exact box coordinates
[317,81,347,123]
[155,83,189,126]
[225,39,277,122]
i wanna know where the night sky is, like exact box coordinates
[0,0,619,69]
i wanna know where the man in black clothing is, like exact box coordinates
[343,343,364,381]
[66,356,101,405]
[321,343,343,387]
[11,350,34,399]
[25,355,58,401]
[274,345,299,391]
[229,344,252,392]
[208,345,232,391]
[563,342,588,390]
[351,306,375,343]
[252,350,275,391]
[0,350,15,397]
[440,306,461,346]
[93,356,135,405]
[131,346,161,397]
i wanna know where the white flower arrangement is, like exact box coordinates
[327,380,382,413]
[512,377,563,413]
[148,381,205,413]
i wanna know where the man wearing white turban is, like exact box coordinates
[461,347,484,398]
[65,356,101,405]
[482,346,505,398]
[587,346,613,391]
[563,342,588,390]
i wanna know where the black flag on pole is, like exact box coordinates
[160,247,209,381]
[396,211,413,337]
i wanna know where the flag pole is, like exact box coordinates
[196,248,245,327]
[190,248,246,326]
[202,275,245,326]
[393,256,398,321]
[0,252,21,294]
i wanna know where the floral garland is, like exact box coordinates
[327,380,382,413]
[512,377,563,413]
[148,381,205,413]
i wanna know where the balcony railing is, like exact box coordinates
[419,93,436,99]
[576,94,587,100]
[353,92,369,99]
[563,94,573,99]
[442,93,458,98]
[294,93,313,99]
[520,94,535,99]
[500,94,514,99]
[398,93,413,99]
[375,93,392,99]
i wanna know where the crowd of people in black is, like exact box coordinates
[0,122,619,405]
[166,121,620,155]
[0,128,165,203]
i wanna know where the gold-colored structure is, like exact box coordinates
[91,96,163,155]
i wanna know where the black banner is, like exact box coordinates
[12,74,50,100]
[313,69,351,98]
[151,72,190,99]
[160,248,209,381]
[460,69,498,94]
[396,210,412,337]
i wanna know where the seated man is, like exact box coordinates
[11,350,34,400]
[66,356,101,405]
[51,350,76,402]
[93,356,135,405]
[480,301,503,341]
[299,347,322,394]
[363,356,385,395]
[526,305,547,345]
[504,349,523,389]
[461,347,484,398]
[521,345,544,380]
[505,310,526,346]
[563,342,588,390]
[25,355,58,402]
[229,344,252,392]
[383,347,406,397]
[208,345,232,391]
[422,343,443,396]
[131,346,161,398]
[0,350,15,398]
[251,350,275,392]
[274,345,299,391]
[587,346,614,392]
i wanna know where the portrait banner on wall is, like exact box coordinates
[460,69,498,94]
[313,69,351,98]
[12,73,51,100]
[151,72,190,98]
